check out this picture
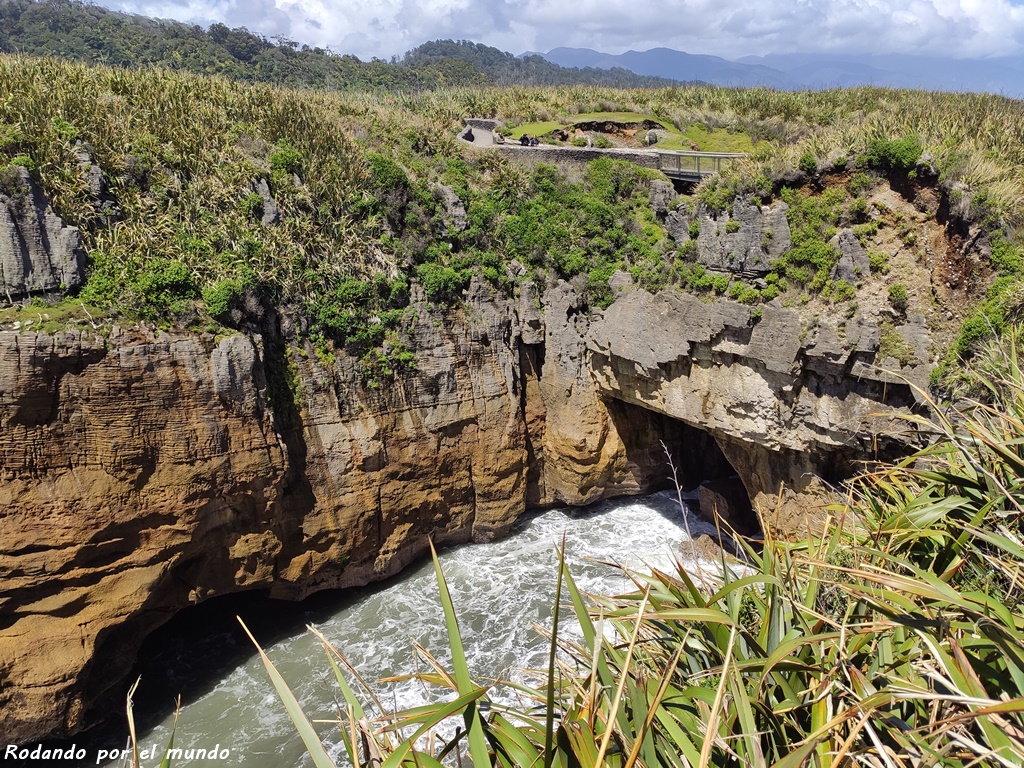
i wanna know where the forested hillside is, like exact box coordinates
[0,0,677,90]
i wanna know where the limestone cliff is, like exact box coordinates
[586,286,930,531]
[0,275,683,743]
[0,167,86,304]
[0,275,933,744]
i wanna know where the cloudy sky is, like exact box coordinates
[95,0,1024,62]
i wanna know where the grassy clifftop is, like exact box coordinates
[1,54,1022,383]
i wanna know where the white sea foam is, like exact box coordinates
[101,491,721,768]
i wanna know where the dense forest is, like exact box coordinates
[0,0,678,90]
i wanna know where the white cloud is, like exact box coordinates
[100,0,1024,60]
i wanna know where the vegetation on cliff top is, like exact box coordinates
[1,53,1023,384]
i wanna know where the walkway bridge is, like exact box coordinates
[655,151,747,182]
[460,120,745,182]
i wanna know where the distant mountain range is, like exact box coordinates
[532,47,1024,95]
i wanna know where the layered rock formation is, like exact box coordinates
[0,277,689,743]
[586,285,930,532]
[0,184,941,744]
[667,198,793,277]
[0,167,86,304]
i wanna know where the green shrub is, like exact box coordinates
[203,278,245,318]
[852,221,878,242]
[798,151,818,174]
[697,175,737,213]
[785,264,810,284]
[888,283,909,312]
[737,286,761,304]
[712,274,730,294]
[991,235,1024,275]
[832,279,856,302]
[688,220,700,239]
[822,186,847,207]
[8,154,34,171]
[239,191,264,221]
[587,262,618,309]
[108,257,199,319]
[725,219,740,234]
[791,239,839,272]
[555,248,589,278]
[848,172,874,196]
[415,262,469,303]
[684,263,714,291]
[878,319,917,364]
[866,136,922,173]
[571,136,588,147]
[50,117,79,143]
[0,124,22,152]
[593,135,613,149]
[269,141,303,175]
[868,249,889,273]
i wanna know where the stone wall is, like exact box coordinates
[491,143,663,170]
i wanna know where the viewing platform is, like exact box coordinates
[655,150,746,182]
[459,119,744,182]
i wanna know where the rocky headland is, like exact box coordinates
[0,153,968,744]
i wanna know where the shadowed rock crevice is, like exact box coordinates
[604,397,758,536]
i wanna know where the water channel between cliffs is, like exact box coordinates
[78,491,720,768]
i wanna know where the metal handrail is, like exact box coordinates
[656,151,746,178]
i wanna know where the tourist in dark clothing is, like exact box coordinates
[520,134,530,146]
[530,136,539,146]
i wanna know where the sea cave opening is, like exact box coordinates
[604,397,762,538]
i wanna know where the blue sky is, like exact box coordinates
[96,0,1024,62]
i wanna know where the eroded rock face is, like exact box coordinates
[649,179,677,218]
[666,199,792,277]
[0,283,533,743]
[0,167,86,304]
[831,229,870,283]
[0,275,932,743]
[526,282,685,507]
[253,177,281,225]
[0,328,286,741]
[434,183,468,233]
[586,287,930,530]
